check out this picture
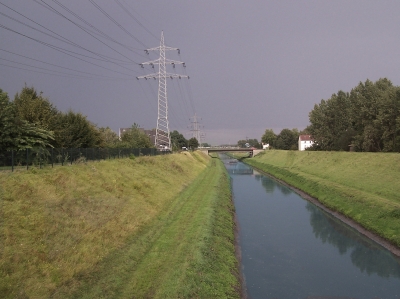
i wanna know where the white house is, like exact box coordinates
[298,135,314,151]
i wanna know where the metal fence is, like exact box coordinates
[0,147,170,172]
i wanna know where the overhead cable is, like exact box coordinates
[0,23,137,76]
[114,0,159,41]
[88,0,148,49]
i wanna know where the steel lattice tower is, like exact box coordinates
[190,113,203,146]
[137,31,188,149]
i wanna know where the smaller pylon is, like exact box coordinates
[189,113,203,146]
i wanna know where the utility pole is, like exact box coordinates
[137,31,189,150]
[189,113,203,146]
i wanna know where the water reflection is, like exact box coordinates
[224,159,254,175]
[307,202,400,278]
[223,154,400,298]
[260,176,275,193]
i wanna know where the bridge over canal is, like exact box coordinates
[200,148,264,157]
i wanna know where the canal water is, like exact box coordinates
[222,155,400,299]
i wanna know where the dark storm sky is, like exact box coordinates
[1,0,400,144]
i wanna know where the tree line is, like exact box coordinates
[0,85,195,151]
[257,78,400,152]
[236,129,305,150]
[307,78,400,152]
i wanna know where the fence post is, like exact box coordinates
[70,149,73,165]
[39,148,42,169]
[51,148,54,168]
[11,150,14,172]
[61,148,64,166]
[26,148,29,170]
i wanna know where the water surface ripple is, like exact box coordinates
[223,155,400,299]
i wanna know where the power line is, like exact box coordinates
[43,0,149,58]
[113,0,159,41]
[0,62,130,81]
[179,53,197,114]
[170,80,191,123]
[138,80,157,114]
[88,0,148,49]
[0,23,137,77]
[0,48,130,80]
[0,5,134,66]
[0,57,135,81]
[28,0,142,66]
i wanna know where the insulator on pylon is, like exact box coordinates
[137,32,189,151]
[140,64,144,68]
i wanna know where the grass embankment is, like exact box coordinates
[0,152,240,298]
[245,150,400,248]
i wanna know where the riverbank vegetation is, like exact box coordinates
[0,152,240,298]
[308,78,400,152]
[259,78,400,152]
[246,150,400,248]
[1,85,196,152]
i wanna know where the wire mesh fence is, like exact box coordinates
[0,147,170,172]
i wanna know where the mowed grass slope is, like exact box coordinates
[246,150,400,248]
[0,152,240,298]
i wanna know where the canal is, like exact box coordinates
[222,155,400,299]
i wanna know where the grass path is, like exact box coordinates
[52,158,240,299]
[0,153,240,298]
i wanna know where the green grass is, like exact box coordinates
[0,152,240,298]
[245,150,400,248]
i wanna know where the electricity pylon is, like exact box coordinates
[189,113,203,146]
[137,31,189,150]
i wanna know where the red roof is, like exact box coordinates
[299,135,313,141]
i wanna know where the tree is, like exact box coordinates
[53,110,102,148]
[98,127,119,148]
[237,138,261,148]
[308,78,400,152]
[275,129,298,150]
[261,129,277,147]
[170,130,188,150]
[308,90,353,151]
[14,85,58,131]
[188,137,199,149]
[349,78,398,152]
[120,124,153,148]
[0,88,54,151]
